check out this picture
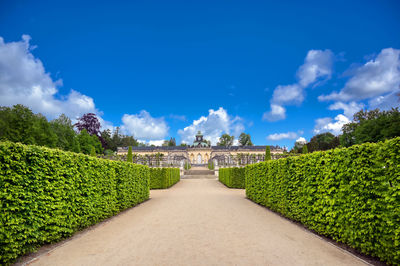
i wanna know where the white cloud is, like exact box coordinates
[267,132,298,141]
[368,89,400,110]
[264,49,333,121]
[178,107,244,145]
[137,139,165,146]
[314,114,350,135]
[0,35,112,128]
[319,48,400,102]
[271,84,303,105]
[328,101,364,118]
[263,104,286,121]
[297,49,334,87]
[121,110,169,140]
[295,137,307,144]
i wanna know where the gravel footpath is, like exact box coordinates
[28,178,367,266]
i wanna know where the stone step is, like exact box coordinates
[182,175,217,179]
[184,170,215,175]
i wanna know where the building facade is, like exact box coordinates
[117,131,284,167]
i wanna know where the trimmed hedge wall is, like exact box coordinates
[150,167,180,189]
[0,141,150,265]
[245,137,400,264]
[219,167,245,188]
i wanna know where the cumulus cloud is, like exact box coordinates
[178,107,244,145]
[263,104,286,121]
[368,89,400,110]
[328,101,364,118]
[295,137,307,144]
[0,35,109,126]
[314,114,350,135]
[319,48,400,102]
[264,49,333,121]
[267,131,298,141]
[297,50,334,87]
[121,110,169,140]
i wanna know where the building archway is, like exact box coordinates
[197,154,202,164]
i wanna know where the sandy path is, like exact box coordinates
[29,178,366,266]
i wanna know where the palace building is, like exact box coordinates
[117,131,284,167]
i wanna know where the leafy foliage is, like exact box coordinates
[127,146,133,162]
[0,105,57,148]
[0,141,150,265]
[149,168,180,189]
[265,146,271,161]
[219,167,245,188]
[101,127,138,152]
[208,160,214,170]
[74,113,101,136]
[306,132,340,152]
[217,134,234,147]
[302,145,308,154]
[340,108,400,147]
[245,137,400,264]
[77,129,103,155]
[238,133,253,146]
[184,161,191,170]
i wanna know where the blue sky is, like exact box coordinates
[1,0,399,148]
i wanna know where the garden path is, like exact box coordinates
[28,178,367,266]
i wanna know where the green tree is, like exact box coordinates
[265,146,271,161]
[302,145,308,154]
[31,114,58,148]
[340,108,400,147]
[168,137,176,146]
[217,134,234,147]
[77,129,103,155]
[238,133,253,146]
[90,146,96,157]
[127,146,133,163]
[50,114,77,151]
[0,105,57,147]
[307,132,340,152]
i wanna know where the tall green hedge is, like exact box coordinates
[150,167,180,189]
[0,141,150,265]
[245,137,400,264]
[219,167,245,188]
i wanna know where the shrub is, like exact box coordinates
[149,167,180,189]
[245,137,400,264]
[184,161,191,170]
[0,141,150,265]
[127,146,133,163]
[219,167,245,188]
[265,146,271,161]
[208,160,214,170]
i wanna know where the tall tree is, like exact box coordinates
[302,145,308,154]
[50,114,77,151]
[307,132,340,152]
[238,133,253,146]
[168,137,176,146]
[265,146,271,161]
[77,129,103,155]
[340,108,400,147]
[217,134,234,147]
[127,146,133,163]
[74,113,101,136]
